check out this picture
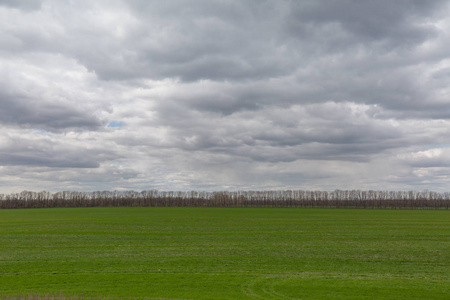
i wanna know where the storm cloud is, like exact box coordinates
[1,0,450,193]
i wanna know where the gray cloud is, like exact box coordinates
[0,130,119,169]
[1,0,450,193]
[0,92,103,130]
[401,148,450,168]
[0,152,98,168]
[286,0,444,44]
[0,51,112,131]
[0,0,42,11]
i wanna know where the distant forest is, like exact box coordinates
[1,190,449,209]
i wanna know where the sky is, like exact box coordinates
[1,0,450,194]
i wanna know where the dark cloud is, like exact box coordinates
[0,0,42,11]
[1,0,292,82]
[286,0,444,47]
[0,152,99,168]
[0,131,119,169]
[0,92,103,131]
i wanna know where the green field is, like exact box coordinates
[0,207,449,299]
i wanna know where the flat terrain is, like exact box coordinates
[0,207,448,299]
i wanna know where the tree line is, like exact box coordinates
[1,189,449,209]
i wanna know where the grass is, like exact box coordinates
[0,207,449,299]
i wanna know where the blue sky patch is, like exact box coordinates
[108,121,124,128]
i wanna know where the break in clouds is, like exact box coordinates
[1,0,450,193]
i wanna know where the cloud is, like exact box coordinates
[0,52,116,131]
[1,0,450,193]
[0,0,42,11]
[401,147,450,168]
[0,129,118,168]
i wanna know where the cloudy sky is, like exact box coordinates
[1,0,450,193]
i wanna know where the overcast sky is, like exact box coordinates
[1,0,450,193]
